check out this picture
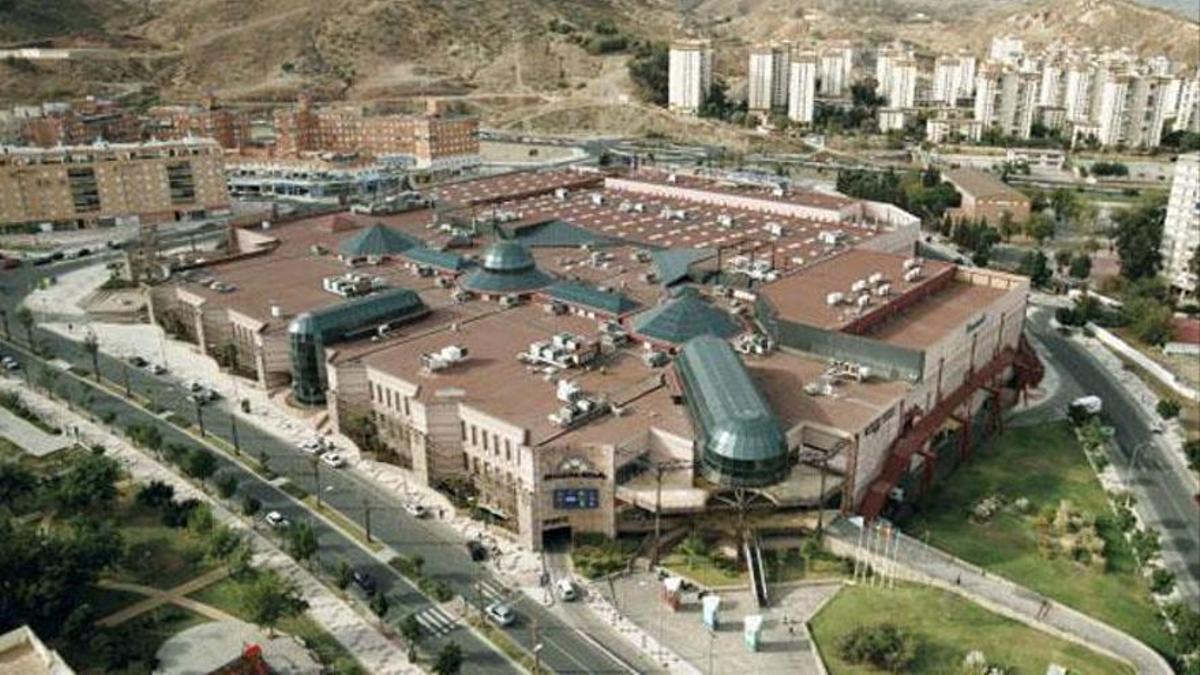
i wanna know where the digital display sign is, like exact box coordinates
[553,488,599,510]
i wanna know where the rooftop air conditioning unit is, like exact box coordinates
[554,187,569,200]
[666,173,678,183]
[903,257,922,270]
[766,222,785,237]
[422,345,470,372]
[875,283,891,297]
[856,294,871,309]
[868,272,885,285]
[633,203,645,213]
[591,193,605,206]
[850,279,868,294]
[270,304,283,318]
[904,267,923,282]
[826,292,845,306]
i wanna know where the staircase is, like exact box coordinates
[859,346,1021,520]
[745,532,769,608]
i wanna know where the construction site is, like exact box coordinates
[147,165,1043,598]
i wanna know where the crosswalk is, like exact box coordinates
[477,579,507,605]
[412,606,459,637]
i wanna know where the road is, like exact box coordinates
[1025,308,1200,606]
[1,250,640,673]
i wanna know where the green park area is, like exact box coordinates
[902,421,1173,657]
[810,584,1133,675]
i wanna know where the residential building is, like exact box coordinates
[1163,153,1200,297]
[886,58,918,109]
[748,42,791,112]
[0,138,229,231]
[18,98,141,148]
[956,52,977,100]
[788,52,819,124]
[933,57,963,106]
[1063,62,1094,123]
[0,626,74,675]
[818,45,850,97]
[669,39,712,115]
[975,68,1037,139]
[1177,74,1200,134]
[926,110,983,144]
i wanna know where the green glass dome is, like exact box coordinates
[482,240,537,272]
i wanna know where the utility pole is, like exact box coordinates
[363,498,372,543]
[531,617,542,674]
[123,363,131,398]
[311,457,322,510]
[195,398,206,436]
[229,407,241,454]
[652,464,664,567]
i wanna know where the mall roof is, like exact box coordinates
[289,288,427,341]
[338,223,423,257]
[504,219,620,248]
[460,240,554,294]
[545,281,640,317]
[676,336,788,487]
[402,246,472,272]
[630,289,742,345]
[650,248,716,286]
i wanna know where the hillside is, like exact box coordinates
[0,0,1196,140]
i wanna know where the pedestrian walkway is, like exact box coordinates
[826,518,1173,675]
[0,406,69,457]
[96,568,235,627]
[411,605,460,638]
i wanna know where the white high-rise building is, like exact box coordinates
[748,42,792,113]
[875,45,908,99]
[1063,63,1093,122]
[933,57,962,105]
[1123,75,1171,148]
[788,52,818,124]
[668,39,712,115]
[887,58,918,109]
[1096,75,1131,146]
[1038,62,1064,108]
[1175,74,1200,134]
[957,53,977,99]
[819,49,847,97]
[1162,153,1200,297]
[975,67,1037,139]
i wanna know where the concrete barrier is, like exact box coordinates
[1087,322,1200,402]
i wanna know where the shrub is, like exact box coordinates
[241,495,262,517]
[1150,568,1176,595]
[837,622,919,671]
[215,472,239,499]
[1186,440,1200,472]
[1156,398,1181,420]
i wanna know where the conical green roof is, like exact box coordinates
[462,240,553,294]
[651,248,716,286]
[631,291,741,345]
[338,223,423,257]
[482,240,537,272]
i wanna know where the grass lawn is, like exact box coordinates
[190,575,364,674]
[903,421,1172,656]
[77,584,145,621]
[810,584,1134,675]
[108,497,217,589]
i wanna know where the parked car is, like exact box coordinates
[144,363,167,375]
[127,355,148,368]
[299,438,325,455]
[484,602,515,627]
[1,356,20,372]
[183,379,203,393]
[320,452,346,468]
[352,569,377,595]
[404,503,429,519]
[555,578,577,602]
[265,511,289,528]
[466,540,488,562]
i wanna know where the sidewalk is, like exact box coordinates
[826,518,1173,675]
[96,569,236,627]
[0,378,420,675]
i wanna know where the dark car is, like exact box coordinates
[127,355,148,368]
[466,540,488,562]
[352,569,377,595]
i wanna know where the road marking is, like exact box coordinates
[414,606,458,636]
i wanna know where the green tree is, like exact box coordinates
[1068,253,1092,280]
[1156,398,1181,420]
[676,533,709,569]
[15,306,34,346]
[0,462,37,508]
[1050,187,1082,223]
[55,452,121,513]
[242,494,262,517]
[207,525,242,562]
[1113,194,1167,281]
[1185,439,1200,472]
[370,590,390,617]
[243,571,308,636]
[627,42,669,105]
[334,559,354,590]
[1126,297,1174,345]
[187,503,215,535]
[433,642,464,675]
[400,613,423,662]
[184,448,218,482]
[135,480,175,509]
[286,520,319,564]
[1019,250,1052,288]
[1026,213,1057,244]
[83,332,101,381]
[215,471,239,499]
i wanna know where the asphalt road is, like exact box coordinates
[1026,309,1200,605]
[1,250,640,673]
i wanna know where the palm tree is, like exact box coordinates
[399,613,423,662]
[15,307,34,347]
[83,332,100,382]
[37,366,58,399]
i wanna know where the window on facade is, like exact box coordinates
[461,422,466,441]
[470,425,477,445]
[482,433,489,451]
